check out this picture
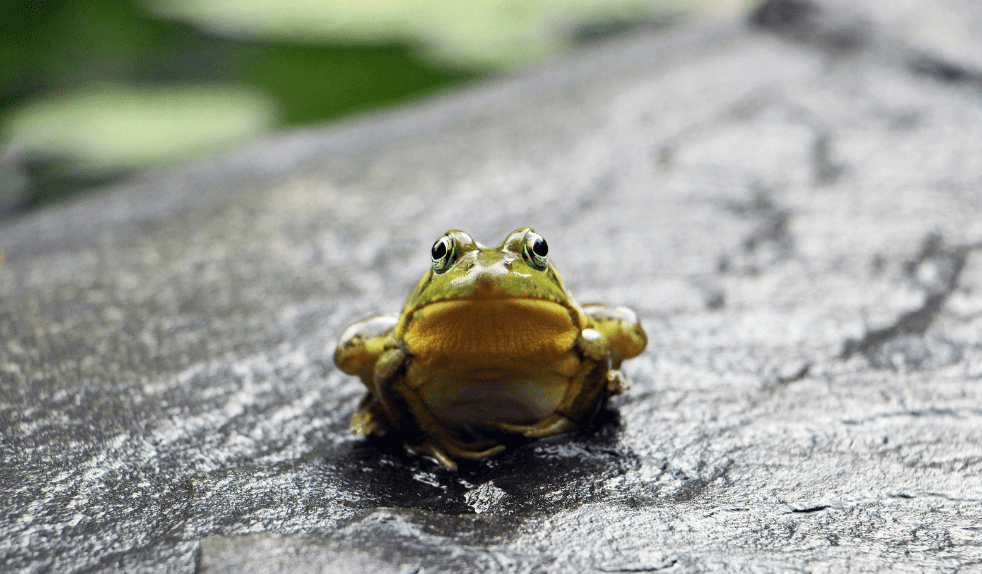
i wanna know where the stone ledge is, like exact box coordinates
[3,1,982,572]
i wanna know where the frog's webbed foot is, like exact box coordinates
[410,433,506,470]
[606,369,630,396]
[489,413,577,439]
[350,394,391,437]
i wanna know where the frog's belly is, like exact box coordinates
[417,370,570,428]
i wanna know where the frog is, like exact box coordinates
[334,228,647,470]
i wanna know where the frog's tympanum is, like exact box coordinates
[334,228,647,469]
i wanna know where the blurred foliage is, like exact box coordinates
[0,0,756,211]
[246,43,476,126]
[5,85,275,172]
[148,0,662,68]
[0,0,477,209]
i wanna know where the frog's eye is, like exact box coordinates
[523,232,549,270]
[431,234,456,273]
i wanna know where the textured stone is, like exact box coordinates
[3,1,982,572]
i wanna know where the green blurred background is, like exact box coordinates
[0,0,751,211]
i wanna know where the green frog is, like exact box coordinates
[334,228,647,469]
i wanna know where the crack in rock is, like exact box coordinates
[596,558,679,572]
[840,233,969,368]
[811,131,844,186]
[790,505,829,514]
[755,0,982,92]
[719,191,795,275]
[751,0,869,54]
[909,54,982,89]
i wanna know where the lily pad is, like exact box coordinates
[147,0,696,68]
[2,84,277,175]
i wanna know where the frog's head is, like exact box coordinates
[395,228,585,359]
[405,228,573,308]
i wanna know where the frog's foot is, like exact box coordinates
[349,394,391,437]
[411,434,506,470]
[489,413,576,439]
[606,369,630,396]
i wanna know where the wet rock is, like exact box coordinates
[4,1,982,572]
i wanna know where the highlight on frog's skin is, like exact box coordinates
[334,228,647,470]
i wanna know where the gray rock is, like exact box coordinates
[3,1,982,572]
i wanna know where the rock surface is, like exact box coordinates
[3,0,982,572]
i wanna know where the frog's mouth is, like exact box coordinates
[402,298,579,363]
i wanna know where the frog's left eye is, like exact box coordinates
[523,232,549,270]
[431,234,456,273]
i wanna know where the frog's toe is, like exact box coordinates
[491,414,576,438]
[606,369,630,396]
[413,441,458,470]
[349,394,391,437]
[488,420,534,435]
[454,436,500,450]
[413,438,505,469]
[350,410,385,436]
[454,443,506,460]
[440,435,506,460]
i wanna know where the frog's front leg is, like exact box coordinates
[372,347,505,470]
[582,303,647,368]
[336,314,400,437]
[335,314,400,387]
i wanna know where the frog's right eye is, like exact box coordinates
[431,235,456,273]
